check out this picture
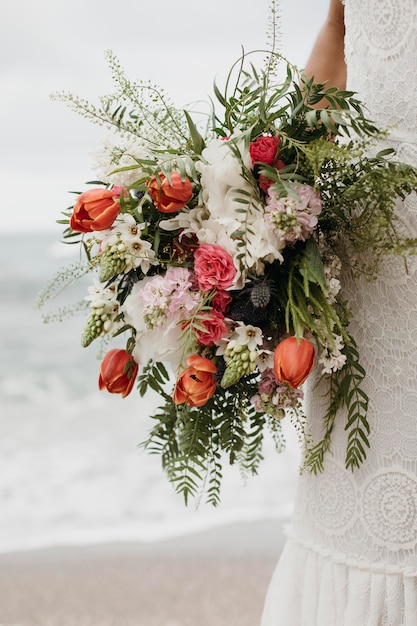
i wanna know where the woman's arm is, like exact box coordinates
[304,0,346,90]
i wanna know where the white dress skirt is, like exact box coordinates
[261,1,417,624]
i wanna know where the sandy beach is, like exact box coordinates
[0,519,286,626]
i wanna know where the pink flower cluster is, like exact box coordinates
[141,267,201,328]
[265,183,322,244]
[141,244,236,347]
[251,367,304,418]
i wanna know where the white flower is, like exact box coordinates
[91,135,152,187]
[124,237,156,274]
[234,323,263,351]
[123,281,183,368]
[197,137,251,221]
[159,207,204,232]
[95,214,155,274]
[85,279,119,315]
[195,135,285,284]
[245,217,285,265]
[214,336,230,356]
[318,333,347,374]
[256,349,274,372]
[113,213,146,242]
[326,277,341,303]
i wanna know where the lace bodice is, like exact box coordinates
[292,0,417,571]
[344,0,417,148]
[261,3,417,623]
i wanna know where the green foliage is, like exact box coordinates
[51,49,191,152]
[39,300,90,324]
[34,262,92,311]
[318,148,417,277]
[141,377,279,505]
[137,360,171,401]
[302,337,369,474]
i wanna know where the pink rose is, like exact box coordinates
[194,244,237,291]
[111,186,129,199]
[211,290,233,314]
[249,136,280,166]
[196,311,227,346]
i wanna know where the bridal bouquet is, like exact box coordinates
[38,41,417,504]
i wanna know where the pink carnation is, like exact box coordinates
[194,244,237,291]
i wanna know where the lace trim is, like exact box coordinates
[286,531,417,577]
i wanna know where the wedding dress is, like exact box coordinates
[261,1,417,624]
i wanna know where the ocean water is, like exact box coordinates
[0,233,300,554]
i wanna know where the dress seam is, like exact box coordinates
[286,530,417,577]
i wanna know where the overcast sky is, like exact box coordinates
[2,0,328,233]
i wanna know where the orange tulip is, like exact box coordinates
[147,172,193,213]
[274,337,316,389]
[173,355,217,407]
[98,349,138,398]
[70,188,120,233]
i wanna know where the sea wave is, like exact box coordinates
[0,232,299,554]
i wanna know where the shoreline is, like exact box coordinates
[0,519,286,626]
[0,515,289,559]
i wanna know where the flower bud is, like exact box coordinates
[98,349,138,398]
[147,172,193,213]
[274,337,316,389]
[70,188,120,233]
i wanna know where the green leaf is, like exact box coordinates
[183,109,205,154]
[299,238,327,291]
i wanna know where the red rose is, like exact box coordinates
[194,244,237,291]
[98,349,138,398]
[258,160,287,194]
[258,174,274,194]
[249,136,280,166]
[147,171,193,213]
[211,290,233,313]
[70,188,120,233]
[196,311,227,346]
[274,337,316,389]
[173,355,217,407]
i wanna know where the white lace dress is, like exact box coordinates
[261,1,417,624]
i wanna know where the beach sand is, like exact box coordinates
[0,519,286,626]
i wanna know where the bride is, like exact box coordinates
[261,0,417,624]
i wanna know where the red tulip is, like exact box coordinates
[98,349,138,398]
[70,188,121,233]
[173,355,217,407]
[147,172,193,213]
[274,337,316,389]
